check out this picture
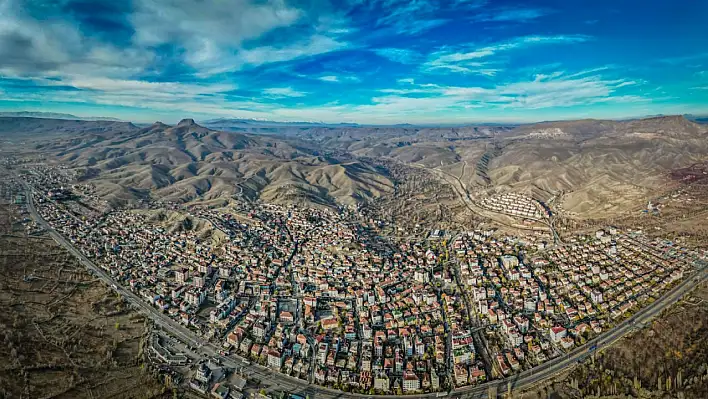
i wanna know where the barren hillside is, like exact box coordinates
[2,115,706,222]
[49,119,394,207]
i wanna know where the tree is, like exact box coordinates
[114,322,120,330]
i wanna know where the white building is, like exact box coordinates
[374,373,389,392]
[267,349,282,370]
[402,371,420,392]
[550,326,567,343]
[591,290,603,303]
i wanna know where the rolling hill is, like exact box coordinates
[0,117,138,139]
[46,118,393,207]
[3,115,706,222]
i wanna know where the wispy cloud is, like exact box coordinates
[0,0,703,124]
[65,77,235,97]
[237,35,348,69]
[317,75,360,83]
[263,87,307,98]
[372,0,447,35]
[318,75,340,82]
[0,75,257,120]
[373,48,421,64]
[565,65,615,78]
[424,35,591,75]
[489,74,644,109]
[474,8,551,23]
[659,52,708,65]
[367,70,645,115]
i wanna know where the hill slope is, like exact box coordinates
[48,118,393,207]
[0,117,138,138]
[4,115,706,221]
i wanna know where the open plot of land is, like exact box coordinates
[0,205,168,399]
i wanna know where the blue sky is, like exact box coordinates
[0,0,707,124]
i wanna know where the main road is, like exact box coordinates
[20,180,707,399]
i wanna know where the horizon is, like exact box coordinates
[1,0,707,124]
[0,110,705,127]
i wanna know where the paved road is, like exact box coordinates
[20,181,707,399]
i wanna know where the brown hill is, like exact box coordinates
[4,115,706,222]
[0,117,138,137]
[50,119,393,207]
[484,116,708,217]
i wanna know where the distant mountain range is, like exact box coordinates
[202,118,360,128]
[200,118,517,131]
[0,111,123,122]
[0,117,137,138]
[2,113,707,219]
[684,114,708,124]
[5,110,704,128]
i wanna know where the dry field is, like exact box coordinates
[0,206,168,399]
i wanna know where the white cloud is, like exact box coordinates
[367,71,647,116]
[131,0,302,69]
[1,0,350,80]
[425,35,591,75]
[474,8,550,23]
[317,75,360,83]
[615,81,638,88]
[0,81,266,121]
[252,70,650,124]
[373,48,421,64]
[491,75,642,109]
[318,76,340,82]
[659,52,708,65]
[263,87,307,98]
[65,77,235,98]
[6,70,671,125]
[0,0,153,79]
[565,66,614,78]
[373,0,447,35]
[237,35,347,68]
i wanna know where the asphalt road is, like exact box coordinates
[21,181,707,399]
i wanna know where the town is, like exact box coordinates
[3,159,706,398]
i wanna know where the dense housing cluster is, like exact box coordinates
[452,229,697,376]
[12,161,705,396]
[478,193,548,220]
